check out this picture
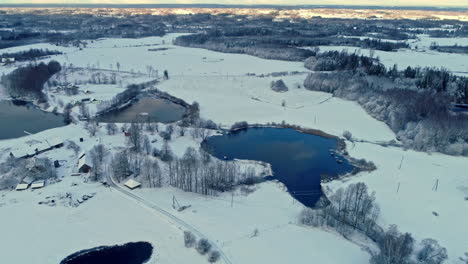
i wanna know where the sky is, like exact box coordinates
[1,0,468,7]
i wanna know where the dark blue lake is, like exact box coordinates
[60,242,153,264]
[204,127,354,207]
[0,100,66,140]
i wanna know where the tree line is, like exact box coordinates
[299,183,448,264]
[0,48,62,61]
[1,60,61,101]
[303,51,468,156]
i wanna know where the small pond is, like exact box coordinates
[60,241,153,264]
[97,97,186,123]
[0,100,67,140]
[203,127,354,207]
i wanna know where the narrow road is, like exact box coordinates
[106,173,233,264]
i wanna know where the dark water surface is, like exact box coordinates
[204,127,354,206]
[97,97,185,123]
[60,242,153,264]
[0,100,66,140]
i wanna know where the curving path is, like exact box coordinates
[105,173,232,264]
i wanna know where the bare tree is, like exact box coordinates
[105,123,118,135]
[208,251,220,263]
[142,135,152,155]
[127,121,142,152]
[86,121,99,137]
[184,231,197,248]
[89,144,108,181]
[111,151,131,182]
[196,239,211,255]
[79,104,90,119]
[416,239,448,264]
[141,157,161,188]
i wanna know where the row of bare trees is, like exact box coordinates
[299,183,448,264]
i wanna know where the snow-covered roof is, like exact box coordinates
[31,180,45,189]
[22,176,35,185]
[15,183,29,191]
[124,179,141,190]
[48,137,64,147]
[78,154,92,170]
[10,138,64,158]
[11,149,34,158]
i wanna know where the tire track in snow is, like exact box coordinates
[106,173,233,264]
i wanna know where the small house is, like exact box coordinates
[78,154,92,173]
[31,180,45,189]
[15,183,29,191]
[124,179,141,190]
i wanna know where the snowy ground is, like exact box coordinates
[1,34,468,263]
[313,34,468,76]
[0,176,207,264]
[325,142,468,263]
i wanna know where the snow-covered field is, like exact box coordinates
[325,142,468,264]
[313,34,468,76]
[1,34,467,264]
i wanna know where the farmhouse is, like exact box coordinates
[78,154,92,173]
[124,179,141,190]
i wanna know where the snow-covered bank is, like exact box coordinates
[324,142,468,263]
[158,75,395,142]
[135,181,370,264]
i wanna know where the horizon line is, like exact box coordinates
[1,3,468,9]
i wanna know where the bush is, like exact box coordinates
[106,123,118,135]
[230,121,248,130]
[184,231,197,248]
[342,130,353,141]
[208,250,221,263]
[196,239,212,255]
[270,79,288,92]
